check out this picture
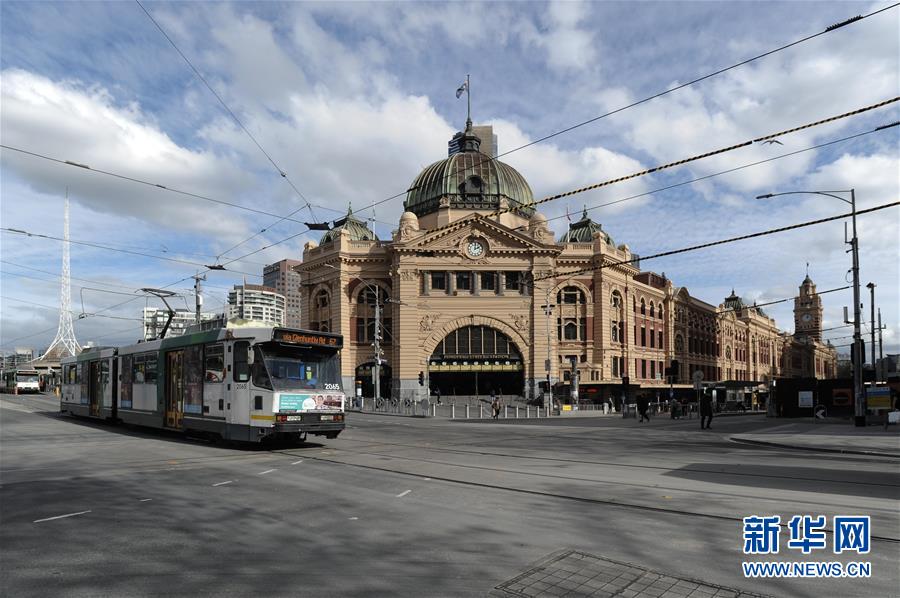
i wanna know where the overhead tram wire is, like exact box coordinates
[135,0,327,233]
[349,4,899,216]
[216,98,900,268]
[0,296,144,322]
[532,202,900,283]
[0,227,262,278]
[0,145,390,228]
[514,123,897,231]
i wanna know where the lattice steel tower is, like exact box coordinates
[44,195,81,359]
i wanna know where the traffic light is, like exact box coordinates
[418,371,424,386]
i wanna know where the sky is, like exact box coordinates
[1,0,898,358]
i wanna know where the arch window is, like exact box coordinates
[640,298,646,315]
[675,335,684,352]
[310,289,331,332]
[354,285,392,344]
[649,302,655,318]
[611,291,623,309]
[431,326,518,359]
[558,286,586,304]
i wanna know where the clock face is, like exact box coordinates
[802,313,813,323]
[466,240,485,257]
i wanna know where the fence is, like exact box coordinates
[349,396,550,419]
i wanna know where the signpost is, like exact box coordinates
[798,390,814,409]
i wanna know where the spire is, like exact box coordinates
[43,192,81,360]
[581,206,589,220]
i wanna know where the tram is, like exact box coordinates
[61,324,346,443]
[1,368,41,394]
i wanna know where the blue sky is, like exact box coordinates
[1,1,898,356]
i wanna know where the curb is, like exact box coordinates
[730,436,900,459]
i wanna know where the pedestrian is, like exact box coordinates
[435,388,442,405]
[670,397,680,420]
[700,392,713,429]
[491,395,501,419]
[637,395,649,422]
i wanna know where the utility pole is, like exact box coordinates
[373,296,382,403]
[877,308,884,383]
[848,189,864,426]
[541,287,555,416]
[192,272,207,324]
[866,283,876,381]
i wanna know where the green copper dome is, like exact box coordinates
[321,205,378,243]
[404,122,534,218]
[559,209,615,245]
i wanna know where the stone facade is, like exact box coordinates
[295,123,837,402]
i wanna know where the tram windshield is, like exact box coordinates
[253,344,340,391]
[16,373,39,383]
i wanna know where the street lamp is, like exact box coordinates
[756,189,865,426]
[540,288,555,417]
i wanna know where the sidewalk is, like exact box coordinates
[731,421,900,458]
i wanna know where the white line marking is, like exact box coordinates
[291,460,304,465]
[139,498,152,502]
[34,510,91,523]
[423,478,431,481]
[212,480,233,487]
[258,469,276,475]
[348,516,359,520]
[396,490,411,498]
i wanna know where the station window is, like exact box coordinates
[558,286,585,304]
[456,272,472,292]
[504,272,523,292]
[431,271,447,291]
[480,272,496,291]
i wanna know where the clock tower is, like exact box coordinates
[794,274,822,341]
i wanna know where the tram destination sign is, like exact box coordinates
[274,329,343,349]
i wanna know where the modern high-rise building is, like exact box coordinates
[142,308,218,341]
[227,284,285,326]
[263,259,302,328]
[449,124,497,158]
[2,347,35,369]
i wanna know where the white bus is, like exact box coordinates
[1,368,41,394]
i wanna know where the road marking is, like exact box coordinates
[34,510,91,523]
[213,480,233,486]
[291,460,304,465]
[348,517,359,520]
[139,498,153,502]
[423,478,431,481]
[396,490,411,498]
[258,469,276,475]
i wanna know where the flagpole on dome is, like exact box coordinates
[466,73,471,126]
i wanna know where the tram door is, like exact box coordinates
[89,361,102,417]
[165,351,184,429]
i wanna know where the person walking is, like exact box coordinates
[700,391,713,429]
[491,394,501,420]
[637,395,649,422]
[670,397,680,420]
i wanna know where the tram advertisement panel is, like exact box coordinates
[278,393,344,412]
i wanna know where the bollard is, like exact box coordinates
[515,406,519,419]
[526,406,529,418]
[504,405,508,418]
[451,404,455,419]
[432,404,436,417]
[465,404,470,419]
[480,404,484,419]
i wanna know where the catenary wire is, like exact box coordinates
[220,98,900,267]
[0,296,144,322]
[350,3,900,215]
[134,0,320,227]
[533,202,900,282]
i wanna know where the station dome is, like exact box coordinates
[404,121,535,218]
[559,208,615,246]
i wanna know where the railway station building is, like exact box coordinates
[296,120,837,404]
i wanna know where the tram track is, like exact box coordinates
[271,446,900,544]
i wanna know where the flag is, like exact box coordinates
[566,205,571,222]
[456,80,468,99]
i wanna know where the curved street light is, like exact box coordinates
[756,188,865,426]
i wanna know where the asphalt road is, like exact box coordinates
[1,393,897,598]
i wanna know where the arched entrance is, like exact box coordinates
[355,363,391,399]
[428,325,523,397]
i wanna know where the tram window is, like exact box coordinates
[145,355,157,384]
[184,345,204,414]
[133,355,146,384]
[233,341,250,382]
[204,344,225,383]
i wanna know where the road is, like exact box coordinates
[1,393,897,597]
